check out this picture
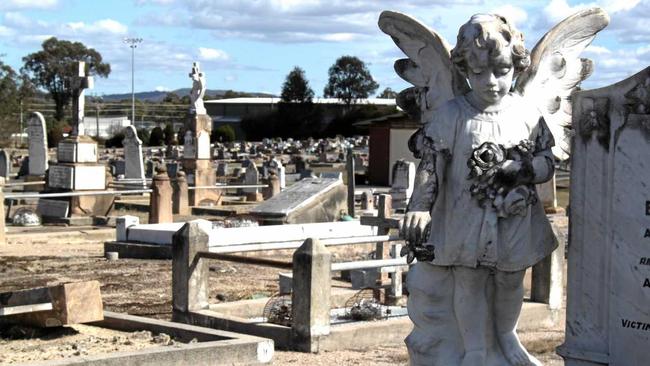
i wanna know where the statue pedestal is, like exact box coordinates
[182,114,219,206]
[44,136,110,220]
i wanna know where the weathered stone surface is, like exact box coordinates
[292,238,331,352]
[172,171,190,215]
[48,164,105,190]
[0,150,10,178]
[559,67,650,366]
[0,281,104,327]
[250,177,346,224]
[123,125,145,181]
[27,111,48,176]
[172,220,210,312]
[37,199,70,218]
[116,215,140,242]
[149,168,173,224]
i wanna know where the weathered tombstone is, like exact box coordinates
[123,125,145,182]
[389,159,415,210]
[250,177,347,224]
[558,67,650,365]
[216,162,228,177]
[291,238,331,352]
[172,171,190,215]
[149,165,173,224]
[144,160,154,178]
[244,161,262,201]
[0,150,10,178]
[183,131,196,159]
[26,112,48,176]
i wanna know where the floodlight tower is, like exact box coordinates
[123,37,143,126]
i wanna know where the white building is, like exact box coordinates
[83,116,131,138]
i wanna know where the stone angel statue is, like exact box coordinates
[189,62,207,115]
[379,8,609,366]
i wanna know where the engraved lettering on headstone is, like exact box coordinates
[644,278,650,288]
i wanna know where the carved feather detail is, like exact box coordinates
[515,7,609,160]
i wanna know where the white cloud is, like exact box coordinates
[492,5,528,26]
[155,85,170,91]
[94,19,128,34]
[137,0,481,43]
[0,25,15,37]
[584,45,611,54]
[224,74,238,82]
[0,0,58,11]
[198,47,230,61]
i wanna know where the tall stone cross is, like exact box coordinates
[70,61,94,136]
[189,62,206,115]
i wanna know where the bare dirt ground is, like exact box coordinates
[0,231,566,365]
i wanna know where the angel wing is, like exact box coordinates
[515,8,609,160]
[378,11,469,125]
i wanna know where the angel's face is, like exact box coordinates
[465,46,514,110]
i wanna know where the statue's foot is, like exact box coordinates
[460,349,486,366]
[498,331,539,366]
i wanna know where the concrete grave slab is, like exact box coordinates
[250,177,347,224]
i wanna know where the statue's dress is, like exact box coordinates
[406,93,557,365]
[422,93,557,271]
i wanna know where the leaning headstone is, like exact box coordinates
[26,112,48,176]
[250,177,347,224]
[558,67,650,366]
[0,150,10,178]
[389,159,415,210]
[123,125,145,182]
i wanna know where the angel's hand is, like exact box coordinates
[400,211,431,246]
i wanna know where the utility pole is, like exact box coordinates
[95,104,100,138]
[123,37,143,127]
[18,99,23,148]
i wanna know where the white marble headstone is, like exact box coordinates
[123,125,145,180]
[27,111,48,176]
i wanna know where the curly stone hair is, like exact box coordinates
[450,14,530,76]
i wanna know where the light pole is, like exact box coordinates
[123,37,142,126]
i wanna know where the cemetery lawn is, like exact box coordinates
[0,229,565,365]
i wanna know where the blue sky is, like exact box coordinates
[0,0,645,97]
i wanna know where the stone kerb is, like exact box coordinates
[172,220,210,313]
[291,238,331,352]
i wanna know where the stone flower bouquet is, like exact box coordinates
[467,140,538,217]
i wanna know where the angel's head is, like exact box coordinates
[451,14,530,107]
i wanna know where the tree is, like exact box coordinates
[0,61,20,145]
[323,56,379,108]
[163,123,176,145]
[280,66,314,103]
[22,37,111,122]
[378,87,397,99]
[212,124,236,142]
[149,126,164,146]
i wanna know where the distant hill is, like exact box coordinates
[100,89,276,102]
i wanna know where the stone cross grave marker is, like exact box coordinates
[69,61,94,136]
[27,112,48,176]
[123,125,145,181]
